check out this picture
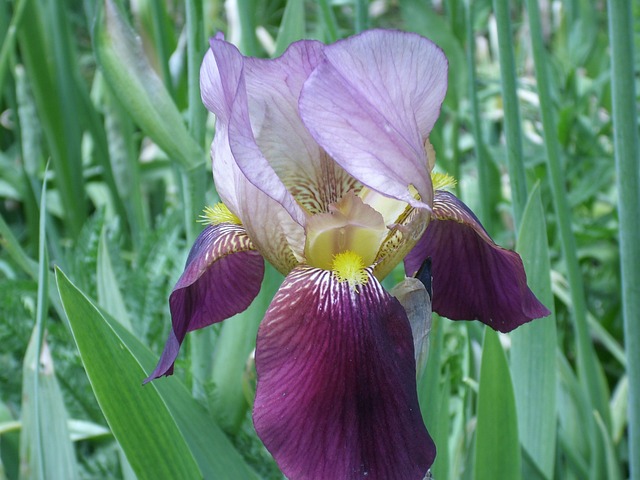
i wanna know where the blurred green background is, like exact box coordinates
[0,0,638,479]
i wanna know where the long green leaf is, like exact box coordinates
[511,183,557,480]
[96,227,133,331]
[492,0,528,227]
[56,268,202,480]
[274,0,305,56]
[524,0,611,439]
[474,329,521,480]
[56,268,258,479]
[17,0,86,236]
[20,332,79,480]
[607,1,640,477]
[93,0,204,170]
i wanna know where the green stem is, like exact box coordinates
[524,0,610,431]
[607,0,640,477]
[492,0,527,228]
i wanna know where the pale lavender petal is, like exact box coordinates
[299,29,448,207]
[254,266,435,479]
[145,224,264,381]
[405,191,550,332]
[201,39,306,272]
[239,43,359,214]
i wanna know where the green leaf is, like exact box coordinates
[511,183,557,480]
[474,329,521,480]
[594,412,622,480]
[274,0,305,56]
[20,331,79,480]
[96,226,133,331]
[417,316,448,479]
[208,264,282,433]
[93,0,204,170]
[57,267,201,480]
[56,268,258,480]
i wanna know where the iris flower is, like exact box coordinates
[147,29,549,479]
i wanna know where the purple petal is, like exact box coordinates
[254,266,435,479]
[299,29,448,208]
[145,224,264,382]
[405,191,550,332]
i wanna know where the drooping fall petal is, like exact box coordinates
[253,266,435,480]
[299,29,447,208]
[405,191,550,332]
[145,224,264,381]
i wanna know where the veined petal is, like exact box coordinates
[202,40,306,272]
[299,29,447,208]
[254,266,435,480]
[405,191,550,332]
[241,45,360,214]
[145,224,264,381]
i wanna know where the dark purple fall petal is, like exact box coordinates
[253,266,435,480]
[145,224,264,382]
[405,191,550,333]
[299,29,447,208]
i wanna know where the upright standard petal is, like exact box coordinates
[146,223,264,381]
[201,39,306,272]
[405,191,550,332]
[299,29,447,208]
[254,266,435,480]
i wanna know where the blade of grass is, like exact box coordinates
[96,227,133,331]
[511,183,557,480]
[56,268,259,479]
[19,165,50,479]
[183,0,211,393]
[354,0,369,33]
[0,0,27,92]
[20,333,80,480]
[93,0,204,171]
[594,412,622,480]
[465,0,500,235]
[17,0,86,236]
[317,0,338,43]
[56,268,203,480]
[209,263,282,433]
[274,0,305,56]
[492,0,528,227]
[147,0,175,96]
[0,212,65,320]
[524,0,611,435]
[607,1,640,477]
[417,316,449,480]
[235,0,260,56]
[186,0,206,145]
[474,329,522,480]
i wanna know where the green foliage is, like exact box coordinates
[0,0,634,478]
